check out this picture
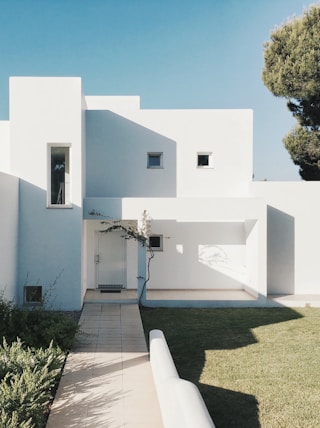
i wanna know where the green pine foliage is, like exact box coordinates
[262,6,320,99]
[262,5,320,180]
[283,124,320,180]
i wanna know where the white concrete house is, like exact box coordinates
[0,76,319,310]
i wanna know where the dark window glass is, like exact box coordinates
[25,286,42,303]
[198,154,209,166]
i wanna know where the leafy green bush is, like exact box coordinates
[0,410,33,428]
[7,308,79,351]
[0,293,79,351]
[0,338,65,428]
[0,338,64,379]
[0,294,13,339]
[0,292,80,426]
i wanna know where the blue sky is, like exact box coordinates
[0,0,316,180]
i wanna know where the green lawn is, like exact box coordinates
[141,307,320,428]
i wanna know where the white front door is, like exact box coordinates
[96,231,126,288]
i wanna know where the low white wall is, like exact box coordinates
[0,172,19,302]
[149,329,215,428]
[250,182,320,295]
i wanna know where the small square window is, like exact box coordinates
[197,152,213,168]
[24,286,42,304]
[147,152,163,169]
[149,235,163,251]
[198,154,209,166]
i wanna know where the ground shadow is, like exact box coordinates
[141,306,303,428]
[200,384,260,428]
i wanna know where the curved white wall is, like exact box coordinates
[149,329,215,428]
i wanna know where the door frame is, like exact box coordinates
[95,230,127,289]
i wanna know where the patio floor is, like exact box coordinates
[84,288,256,302]
[84,289,320,307]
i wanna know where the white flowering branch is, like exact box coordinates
[88,209,153,306]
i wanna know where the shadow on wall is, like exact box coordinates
[85,110,177,198]
[141,306,303,428]
[267,206,295,295]
[17,179,82,310]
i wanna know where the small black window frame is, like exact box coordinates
[197,152,213,168]
[147,152,163,169]
[24,286,43,304]
[149,235,163,251]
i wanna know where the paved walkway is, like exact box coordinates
[47,303,163,428]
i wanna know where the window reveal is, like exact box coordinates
[50,146,70,205]
[147,152,163,168]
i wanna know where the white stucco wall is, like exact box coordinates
[147,220,247,290]
[10,77,84,309]
[10,77,83,205]
[250,182,320,295]
[85,110,177,197]
[0,172,19,302]
[245,219,262,297]
[86,97,253,198]
[132,109,253,198]
[85,95,140,113]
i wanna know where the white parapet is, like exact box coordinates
[149,329,215,428]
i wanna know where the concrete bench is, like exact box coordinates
[149,329,216,428]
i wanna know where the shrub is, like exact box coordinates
[0,294,14,339]
[0,410,33,428]
[0,338,65,428]
[0,293,79,352]
[7,308,79,351]
[0,292,80,426]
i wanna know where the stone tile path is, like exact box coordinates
[46,303,163,428]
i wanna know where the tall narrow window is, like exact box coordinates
[49,146,71,206]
